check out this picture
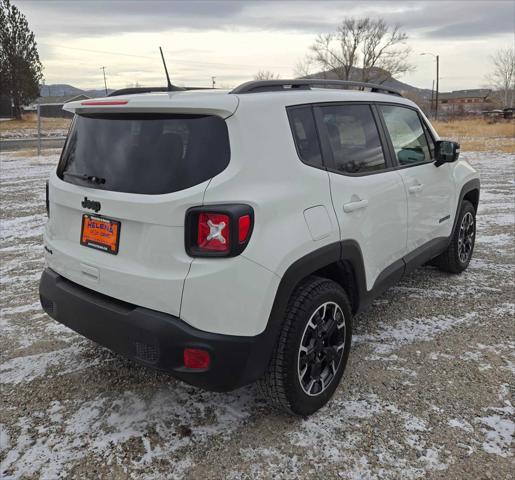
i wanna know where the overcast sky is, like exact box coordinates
[16,0,515,92]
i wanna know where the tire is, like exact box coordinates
[435,200,476,273]
[258,276,352,416]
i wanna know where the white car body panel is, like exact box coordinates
[328,170,408,290]
[44,88,479,337]
[397,162,456,251]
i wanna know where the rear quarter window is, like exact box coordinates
[287,106,323,167]
[58,113,230,195]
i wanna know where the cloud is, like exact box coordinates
[13,0,514,91]
[17,0,514,39]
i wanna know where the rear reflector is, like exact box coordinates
[197,213,230,252]
[184,348,210,369]
[80,100,128,106]
[238,214,251,242]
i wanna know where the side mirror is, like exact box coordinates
[435,140,460,167]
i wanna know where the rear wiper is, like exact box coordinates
[63,172,106,185]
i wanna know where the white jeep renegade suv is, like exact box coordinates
[39,79,480,415]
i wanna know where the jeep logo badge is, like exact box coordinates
[82,197,101,213]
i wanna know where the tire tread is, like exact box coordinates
[258,276,349,414]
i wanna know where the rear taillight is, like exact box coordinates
[185,204,254,257]
[238,215,251,242]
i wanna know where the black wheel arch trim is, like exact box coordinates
[452,178,480,237]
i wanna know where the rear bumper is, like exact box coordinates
[39,268,271,391]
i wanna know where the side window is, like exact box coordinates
[319,104,387,174]
[379,105,431,166]
[287,107,323,167]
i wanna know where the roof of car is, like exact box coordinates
[63,83,417,117]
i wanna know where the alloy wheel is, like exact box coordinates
[297,302,346,396]
[458,211,475,263]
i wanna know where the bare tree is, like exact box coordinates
[486,47,514,108]
[306,17,413,84]
[254,70,280,81]
[293,58,314,78]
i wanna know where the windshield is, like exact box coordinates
[58,113,230,195]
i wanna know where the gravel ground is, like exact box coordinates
[1,149,514,479]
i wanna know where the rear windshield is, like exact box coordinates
[58,113,230,194]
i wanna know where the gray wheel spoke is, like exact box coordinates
[298,301,347,397]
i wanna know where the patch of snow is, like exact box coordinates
[354,313,477,358]
[476,414,514,457]
[0,343,103,384]
[0,424,10,452]
[448,418,474,433]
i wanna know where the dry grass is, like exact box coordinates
[433,118,515,153]
[8,148,63,157]
[0,113,71,132]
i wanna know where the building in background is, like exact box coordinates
[25,94,91,118]
[438,89,492,116]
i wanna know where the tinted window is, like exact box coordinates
[319,105,386,174]
[288,107,323,166]
[58,113,230,195]
[379,106,431,166]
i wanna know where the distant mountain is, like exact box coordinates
[39,84,113,98]
[40,71,433,100]
[39,84,83,97]
[84,88,115,98]
[302,67,432,99]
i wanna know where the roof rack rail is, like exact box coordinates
[230,79,403,97]
[108,86,213,97]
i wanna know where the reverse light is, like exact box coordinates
[197,213,230,251]
[185,204,254,258]
[184,348,210,369]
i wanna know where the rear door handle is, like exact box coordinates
[343,199,369,213]
[408,184,424,194]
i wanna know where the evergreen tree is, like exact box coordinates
[0,0,43,118]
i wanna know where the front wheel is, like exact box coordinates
[258,276,352,416]
[436,200,476,273]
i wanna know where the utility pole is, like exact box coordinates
[100,66,108,95]
[421,52,440,120]
[211,76,216,89]
[435,55,439,120]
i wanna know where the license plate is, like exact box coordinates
[80,214,121,255]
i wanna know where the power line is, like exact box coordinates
[39,42,294,69]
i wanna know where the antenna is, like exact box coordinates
[159,46,174,91]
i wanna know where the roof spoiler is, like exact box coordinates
[230,79,403,97]
[108,86,214,97]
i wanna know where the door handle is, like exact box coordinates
[408,184,424,194]
[343,199,369,213]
